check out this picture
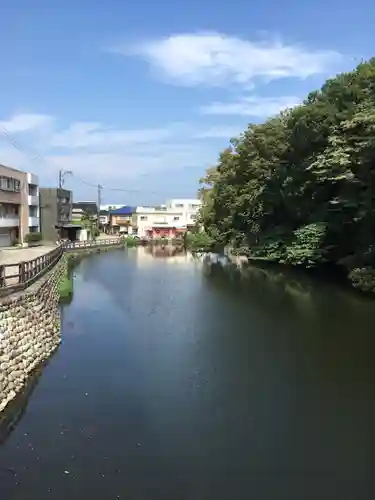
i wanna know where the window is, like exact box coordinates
[189,203,199,209]
[28,184,38,196]
[29,206,38,217]
[0,176,21,193]
[0,203,19,218]
[173,216,180,221]
[140,216,147,221]
[190,214,197,220]
[175,203,184,208]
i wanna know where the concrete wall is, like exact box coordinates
[0,256,67,412]
[39,188,58,241]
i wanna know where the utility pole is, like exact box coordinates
[58,169,72,189]
[97,184,102,231]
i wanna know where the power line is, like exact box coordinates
[2,127,161,196]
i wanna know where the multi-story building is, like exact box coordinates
[39,188,73,242]
[131,199,201,239]
[0,164,41,246]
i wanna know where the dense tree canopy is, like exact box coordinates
[198,59,375,291]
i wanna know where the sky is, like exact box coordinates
[0,0,372,205]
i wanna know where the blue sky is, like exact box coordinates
[0,0,371,205]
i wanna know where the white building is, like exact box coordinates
[132,198,201,238]
[27,172,40,232]
[166,198,201,227]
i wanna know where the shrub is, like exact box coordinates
[25,232,43,243]
[184,231,215,251]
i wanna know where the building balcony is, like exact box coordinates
[27,173,39,186]
[28,194,39,206]
[0,216,19,227]
[28,216,40,228]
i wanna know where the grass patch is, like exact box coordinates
[58,276,73,303]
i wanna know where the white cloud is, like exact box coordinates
[201,95,301,117]
[119,32,342,87]
[0,113,53,133]
[0,112,236,193]
[50,122,174,149]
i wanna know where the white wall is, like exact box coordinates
[27,172,40,231]
[166,199,201,226]
[134,207,186,237]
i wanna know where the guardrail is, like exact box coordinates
[0,239,124,297]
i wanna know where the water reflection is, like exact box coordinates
[144,244,185,258]
[0,249,373,500]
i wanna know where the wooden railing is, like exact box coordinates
[62,238,122,251]
[0,246,63,297]
[0,239,123,297]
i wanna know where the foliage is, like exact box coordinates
[120,235,138,247]
[184,230,215,251]
[58,275,73,303]
[198,58,375,290]
[25,232,43,243]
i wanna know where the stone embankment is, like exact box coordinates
[0,256,67,412]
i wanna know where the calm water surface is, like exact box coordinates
[0,247,373,499]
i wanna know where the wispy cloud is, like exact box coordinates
[201,95,301,117]
[116,32,342,87]
[0,113,53,133]
[0,112,237,189]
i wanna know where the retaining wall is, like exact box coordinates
[0,256,67,412]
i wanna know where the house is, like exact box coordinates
[72,201,98,221]
[109,206,136,234]
[0,164,40,247]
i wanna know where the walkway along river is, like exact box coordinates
[0,246,373,499]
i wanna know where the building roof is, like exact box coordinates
[110,205,135,215]
[73,201,98,215]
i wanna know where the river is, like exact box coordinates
[0,247,373,499]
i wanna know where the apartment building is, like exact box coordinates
[39,188,73,242]
[0,164,40,247]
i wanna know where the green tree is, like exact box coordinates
[198,58,375,290]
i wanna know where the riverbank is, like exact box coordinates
[0,256,67,413]
[192,242,375,296]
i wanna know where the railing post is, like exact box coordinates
[0,265,5,287]
[19,262,26,283]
